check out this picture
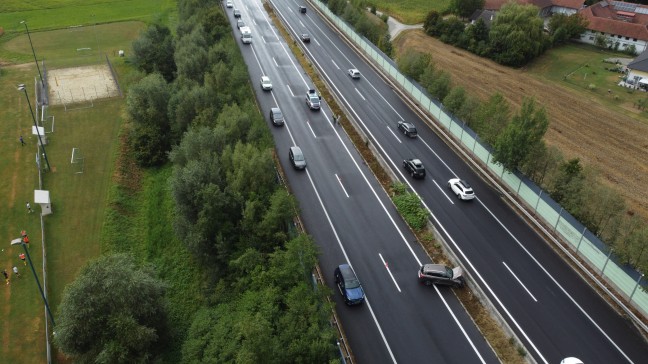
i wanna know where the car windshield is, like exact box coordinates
[345,277,360,289]
[445,267,454,278]
[274,111,283,118]
[294,153,304,161]
[309,95,319,102]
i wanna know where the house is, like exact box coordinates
[472,0,585,26]
[578,1,648,54]
[625,48,648,87]
[483,0,585,17]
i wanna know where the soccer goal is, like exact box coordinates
[71,148,85,174]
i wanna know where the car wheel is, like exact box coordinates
[410,171,414,178]
[456,192,461,199]
[423,280,433,286]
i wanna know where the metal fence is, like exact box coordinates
[310,0,648,323]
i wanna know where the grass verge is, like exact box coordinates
[369,0,448,24]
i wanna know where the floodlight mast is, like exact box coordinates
[20,20,44,86]
[11,239,55,327]
[18,83,51,171]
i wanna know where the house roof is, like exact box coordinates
[628,48,648,71]
[483,0,584,11]
[470,9,498,27]
[579,1,648,41]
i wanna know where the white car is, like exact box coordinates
[226,0,233,8]
[348,68,360,79]
[448,178,475,200]
[260,76,272,91]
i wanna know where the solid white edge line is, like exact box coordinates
[478,200,634,363]
[434,285,487,364]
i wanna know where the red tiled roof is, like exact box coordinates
[483,0,584,11]
[579,3,648,41]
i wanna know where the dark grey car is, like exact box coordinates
[418,264,465,288]
[289,146,306,170]
[270,107,284,126]
[397,121,417,138]
[403,158,425,179]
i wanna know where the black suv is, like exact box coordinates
[403,158,425,179]
[299,6,307,13]
[418,264,465,288]
[397,121,417,138]
[301,33,311,43]
[334,264,365,305]
[270,107,284,126]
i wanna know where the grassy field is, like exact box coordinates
[0,0,176,33]
[395,30,648,221]
[370,0,449,24]
[0,2,175,362]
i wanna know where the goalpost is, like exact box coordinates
[71,148,85,174]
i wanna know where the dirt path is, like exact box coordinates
[394,30,648,220]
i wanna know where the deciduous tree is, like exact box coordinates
[492,97,548,171]
[488,4,548,66]
[132,23,176,81]
[54,254,168,363]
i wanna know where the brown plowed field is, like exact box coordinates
[395,30,648,220]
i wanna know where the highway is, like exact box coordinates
[226,0,648,363]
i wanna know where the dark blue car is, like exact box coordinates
[334,264,365,305]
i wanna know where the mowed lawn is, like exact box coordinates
[371,0,448,24]
[0,18,149,363]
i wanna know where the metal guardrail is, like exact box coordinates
[308,0,648,332]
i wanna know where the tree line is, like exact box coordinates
[54,0,338,362]
[398,49,648,273]
[425,2,590,66]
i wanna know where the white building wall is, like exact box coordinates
[578,30,648,54]
[552,6,578,15]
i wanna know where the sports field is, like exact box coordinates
[0,7,160,362]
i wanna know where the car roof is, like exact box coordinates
[271,107,281,113]
[411,159,423,165]
[290,146,303,155]
[338,264,356,278]
[261,76,270,81]
[422,264,447,273]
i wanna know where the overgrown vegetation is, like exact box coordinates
[56,0,338,362]
[391,182,429,231]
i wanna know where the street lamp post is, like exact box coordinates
[18,84,51,171]
[10,240,55,327]
[20,21,44,86]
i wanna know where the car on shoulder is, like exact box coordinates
[233,8,241,18]
[301,33,311,43]
[236,19,245,29]
[334,264,365,305]
[269,107,284,126]
[299,5,307,13]
[447,178,475,200]
[226,0,233,8]
[348,68,361,79]
[397,121,417,138]
[260,76,272,91]
[403,158,425,179]
[289,146,306,170]
[418,264,465,288]
[306,88,321,110]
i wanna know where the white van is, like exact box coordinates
[240,26,252,44]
